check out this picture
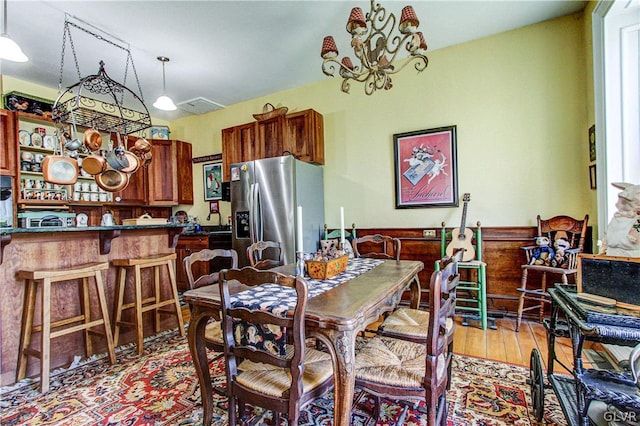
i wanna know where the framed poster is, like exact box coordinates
[203,163,223,200]
[589,164,597,189]
[393,125,458,208]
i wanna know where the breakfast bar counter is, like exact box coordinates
[0,224,187,387]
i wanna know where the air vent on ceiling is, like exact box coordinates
[176,97,226,115]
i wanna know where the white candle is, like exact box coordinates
[340,206,345,247]
[297,205,303,252]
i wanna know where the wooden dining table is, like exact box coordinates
[184,259,424,426]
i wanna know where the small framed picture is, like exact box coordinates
[588,125,596,162]
[203,163,223,200]
[210,200,220,214]
[589,164,597,189]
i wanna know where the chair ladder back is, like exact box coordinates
[440,221,483,262]
[184,248,239,289]
[352,234,401,260]
[246,241,283,269]
[537,214,589,252]
[427,250,461,356]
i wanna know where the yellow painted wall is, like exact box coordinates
[3,12,594,231]
[172,12,592,229]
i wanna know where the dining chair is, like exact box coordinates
[352,234,401,260]
[183,248,238,395]
[516,214,589,331]
[376,248,464,344]
[353,250,461,426]
[218,267,334,426]
[246,240,283,270]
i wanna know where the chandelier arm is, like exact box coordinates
[382,55,428,76]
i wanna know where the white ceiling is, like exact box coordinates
[1,0,587,122]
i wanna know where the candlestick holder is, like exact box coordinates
[340,239,355,259]
[295,251,306,277]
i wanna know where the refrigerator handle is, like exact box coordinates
[249,183,263,244]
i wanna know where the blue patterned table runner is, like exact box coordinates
[230,258,384,355]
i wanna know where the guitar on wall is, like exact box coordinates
[446,193,476,262]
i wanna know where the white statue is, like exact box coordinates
[601,182,640,257]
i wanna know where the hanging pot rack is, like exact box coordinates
[52,17,152,136]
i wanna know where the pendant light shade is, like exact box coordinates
[1,0,28,62]
[153,56,176,111]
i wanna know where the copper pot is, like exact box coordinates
[95,169,130,192]
[120,151,140,174]
[134,137,152,153]
[83,129,103,152]
[82,155,107,175]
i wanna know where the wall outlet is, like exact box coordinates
[423,229,436,238]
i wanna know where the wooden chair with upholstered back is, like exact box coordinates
[246,240,283,270]
[352,234,401,260]
[219,267,334,426]
[516,214,589,331]
[353,250,461,426]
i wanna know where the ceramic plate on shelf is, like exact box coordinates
[19,130,31,146]
[43,135,57,150]
[30,132,43,148]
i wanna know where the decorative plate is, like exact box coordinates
[30,132,43,148]
[43,135,58,150]
[19,130,31,146]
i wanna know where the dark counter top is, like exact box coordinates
[180,225,231,237]
[0,223,189,235]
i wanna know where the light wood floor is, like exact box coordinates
[182,305,598,372]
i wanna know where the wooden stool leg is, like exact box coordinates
[167,259,185,336]
[17,279,37,381]
[81,277,93,357]
[516,269,528,332]
[40,277,52,393]
[538,272,547,323]
[134,265,144,355]
[94,270,117,364]
[154,265,161,334]
[113,266,127,346]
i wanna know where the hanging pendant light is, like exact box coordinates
[153,56,176,111]
[0,0,28,62]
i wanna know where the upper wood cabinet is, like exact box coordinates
[147,139,178,206]
[221,109,324,181]
[284,109,324,165]
[116,139,192,206]
[0,110,18,176]
[176,140,194,204]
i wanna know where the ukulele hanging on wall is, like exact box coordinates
[446,193,476,261]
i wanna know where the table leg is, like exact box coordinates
[187,306,215,426]
[312,328,357,426]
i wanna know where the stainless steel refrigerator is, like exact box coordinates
[231,155,324,267]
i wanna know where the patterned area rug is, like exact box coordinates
[0,329,566,425]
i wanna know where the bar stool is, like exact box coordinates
[16,262,116,393]
[112,253,185,355]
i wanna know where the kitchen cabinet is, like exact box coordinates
[221,109,324,181]
[117,139,191,207]
[0,109,18,176]
[175,234,209,291]
[284,109,324,165]
[176,140,194,204]
[222,122,262,182]
[175,231,233,291]
[147,139,178,206]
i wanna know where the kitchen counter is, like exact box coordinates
[0,224,186,387]
[0,224,189,262]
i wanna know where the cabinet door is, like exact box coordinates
[285,109,324,165]
[175,235,209,290]
[115,135,147,204]
[222,122,259,181]
[176,140,194,204]
[0,109,18,176]
[257,115,286,158]
[147,139,178,205]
